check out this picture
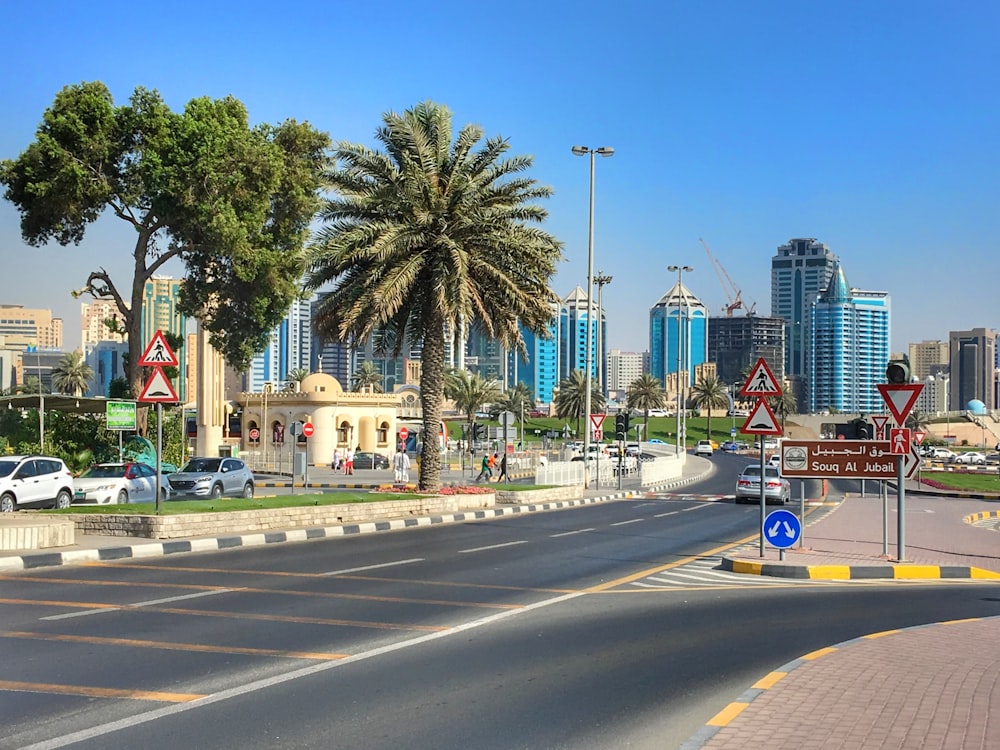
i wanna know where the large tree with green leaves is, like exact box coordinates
[51,350,94,397]
[351,361,385,393]
[305,101,562,491]
[0,81,329,406]
[495,382,535,424]
[555,370,606,438]
[690,374,729,443]
[626,373,666,437]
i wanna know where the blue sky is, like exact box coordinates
[1,1,997,355]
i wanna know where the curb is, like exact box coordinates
[678,615,1000,750]
[0,491,638,573]
[719,557,1000,580]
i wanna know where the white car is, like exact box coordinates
[73,462,169,505]
[952,451,986,465]
[925,447,956,461]
[0,455,75,512]
[694,440,714,456]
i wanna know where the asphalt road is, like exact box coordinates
[3,457,998,749]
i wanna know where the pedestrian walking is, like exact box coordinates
[345,446,355,475]
[475,454,490,482]
[393,450,411,483]
[488,452,498,480]
[331,448,341,472]
[497,452,509,483]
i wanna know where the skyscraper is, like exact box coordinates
[141,277,187,402]
[706,315,785,389]
[770,238,838,388]
[949,328,996,411]
[808,265,890,414]
[908,340,949,381]
[649,280,707,384]
[559,286,601,380]
[247,298,312,393]
[0,304,63,349]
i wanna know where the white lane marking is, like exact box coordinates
[610,519,644,527]
[681,503,712,512]
[21,590,585,750]
[549,528,596,538]
[654,511,678,518]
[321,558,424,576]
[40,589,240,621]
[457,541,528,554]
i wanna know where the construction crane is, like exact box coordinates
[699,238,757,317]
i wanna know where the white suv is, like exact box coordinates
[694,440,714,456]
[0,455,75,512]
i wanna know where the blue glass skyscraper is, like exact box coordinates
[649,280,707,384]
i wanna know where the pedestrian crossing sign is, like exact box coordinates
[739,358,781,398]
[139,330,179,367]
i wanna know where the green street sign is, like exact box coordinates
[106,400,137,431]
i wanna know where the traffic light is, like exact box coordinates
[856,422,871,439]
[885,359,911,384]
[615,413,629,441]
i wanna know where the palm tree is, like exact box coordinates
[286,368,310,392]
[495,382,534,423]
[690,374,729,443]
[767,384,797,433]
[351,362,384,393]
[555,370,606,438]
[445,369,501,445]
[51,350,93,397]
[305,102,562,491]
[626,373,666,439]
[905,408,930,432]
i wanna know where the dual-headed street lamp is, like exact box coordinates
[572,146,614,485]
[667,265,693,456]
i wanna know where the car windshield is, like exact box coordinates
[81,465,127,479]
[0,461,17,478]
[741,466,779,479]
[182,458,222,473]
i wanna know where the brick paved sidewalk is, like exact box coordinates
[683,616,1000,750]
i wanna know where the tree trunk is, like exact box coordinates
[418,314,445,492]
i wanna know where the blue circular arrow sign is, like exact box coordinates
[763,509,802,549]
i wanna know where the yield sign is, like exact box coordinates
[913,430,927,445]
[740,398,783,436]
[139,368,179,403]
[139,330,179,367]
[589,413,607,432]
[740,358,781,398]
[876,383,924,426]
[871,414,890,440]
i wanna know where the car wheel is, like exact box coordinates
[55,490,72,510]
[116,489,128,504]
[210,484,223,499]
[242,482,254,499]
[0,494,14,513]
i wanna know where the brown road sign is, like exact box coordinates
[779,440,899,479]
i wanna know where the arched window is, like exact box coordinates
[377,421,389,445]
[338,420,351,446]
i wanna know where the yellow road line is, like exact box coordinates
[1,631,349,660]
[0,680,203,702]
[707,701,749,726]
[752,671,787,689]
[0,574,229,592]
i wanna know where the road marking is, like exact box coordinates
[654,511,678,517]
[549,528,595,537]
[457,541,528,554]
[681,503,712,512]
[18,591,586,750]
[0,680,203,703]
[610,519,644,527]
[41,589,239,621]
[0,631,350,660]
[322,558,424,576]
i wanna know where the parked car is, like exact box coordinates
[73,462,169,505]
[754,439,780,451]
[0,455,75,512]
[735,464,791,504]
[352,451,389,470]
[694,440,714,456]
[952,451,987,465]
[167,457,254,500]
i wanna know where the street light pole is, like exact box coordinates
[572,145,614,488]
[667,265,693,456]
[594,271,612,402]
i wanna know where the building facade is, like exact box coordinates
[81,300,126,353]
[606,349,646,395]
[949,328,996,411]
[0,304,63,350]
[770,238,838,405]
[558,286,602,382]
[706,315,785,389]
[649,280,708,385]
[908,340,949,381]
[808,265,890,414]
[247,298,312,393]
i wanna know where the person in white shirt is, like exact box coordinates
[393,450,411,482]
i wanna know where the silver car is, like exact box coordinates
[168,457,255,500]
[735,464,790,504]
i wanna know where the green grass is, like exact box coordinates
[917,470,1000,493]
[48,492,419,515]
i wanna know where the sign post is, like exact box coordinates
[138,330,179,514]
[878,382,924,562]
[739,358,783,558]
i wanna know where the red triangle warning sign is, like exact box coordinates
[739,358,782,397]
[139,367,179,403]
[871,414,890,439]
[139,330,178,367]
[876,384,924,426]
[740,398,783,436]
